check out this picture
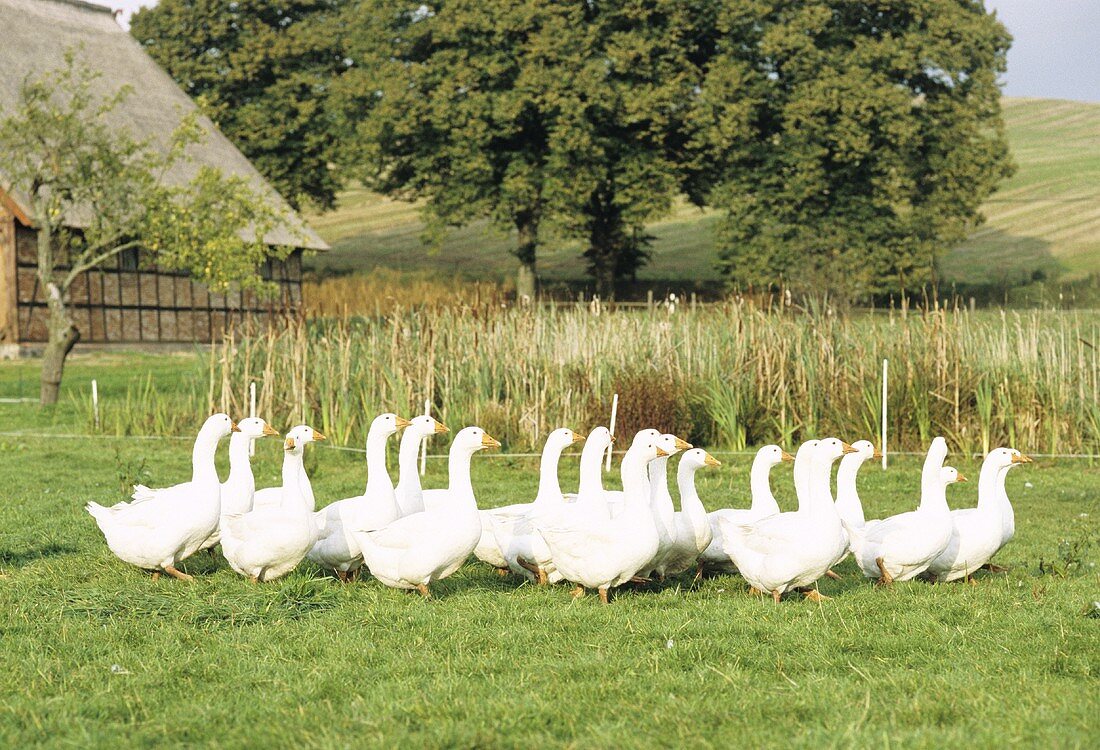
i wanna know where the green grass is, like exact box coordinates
[0,355,1097,747]
[303,97,1100,288]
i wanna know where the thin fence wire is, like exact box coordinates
[1,431,1095,460]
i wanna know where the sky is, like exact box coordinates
[107,0,1099,103]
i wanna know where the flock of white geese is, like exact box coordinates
[86,413,1031,603]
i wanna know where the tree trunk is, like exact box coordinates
[514,213,538,301]
[40,282,80,405]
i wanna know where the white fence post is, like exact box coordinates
[249,381,257,457]
[420,398,430,476]
[606,393,619,472]
[91,379,99,431]
[881,359,888,470]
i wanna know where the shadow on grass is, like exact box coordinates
[0,543,79,569]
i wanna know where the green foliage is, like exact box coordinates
[338,0,721,294]
[130,0,350,210]
[699,0,1016,300]
[0,48,288,294]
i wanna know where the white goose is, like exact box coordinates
[659,448,721,577]
[834,440,882,531]
[535,436,667,604]
[565,426,614,509]
[307,414,410,581]
[846,441,964,584]
[792,439,821,509]
[719,438,854,602]
[640,433,692,578]
[926,448,1031,582]
[131,417,279,553]
[252,421,321,512]
[352,427,500,597]
[396,415,450,516]
[220,425,323,582]
[489,428,584,584]
[603,428,662,517]
[698,444,791,574]
[85,414,237,581]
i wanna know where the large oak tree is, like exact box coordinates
[695,0,1015,299]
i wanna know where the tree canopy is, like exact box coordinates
[131,0,350,211]
[697,0,1014,299]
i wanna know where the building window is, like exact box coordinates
[120,247,139,271]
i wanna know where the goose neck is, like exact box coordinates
[226,432,252,482]
[397,429,425,492]
[535,441,566,505]
[365,428,394,495]
[749,458,780,514]
[577,441,605,496]
[677,463,704,514]
[447,447,476,508]
[191,431,221,483]
[280,450,306,510]
[976,456,1003,511]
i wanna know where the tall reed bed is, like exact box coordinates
[94,304,1100,455]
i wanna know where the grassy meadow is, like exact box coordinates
[0,350,1097,747]
[302,98,1100,296]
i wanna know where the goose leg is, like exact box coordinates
[965,574,978,587]
[164,565,193,582]
[825,569,842,581]
[982,562,1008,574]
[875,557,893,586]
[336,570,348,583]
[150,571,161,582]
[692,564,705,583]
[598,587,610,605]
[571,585,585,600]
[772,589,782,604]
[803,588,831,602]
[515,556,545,584]
[748,586,762,597]
[493,567,510,578]
[416,583,432,599]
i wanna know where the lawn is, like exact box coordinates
[303,97,1100,289]
[0,354,1097,747]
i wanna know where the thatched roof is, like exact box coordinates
[0,0,327,250]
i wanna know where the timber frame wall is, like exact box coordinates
[0,207,302,345]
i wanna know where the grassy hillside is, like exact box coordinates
[303,98,1100,288]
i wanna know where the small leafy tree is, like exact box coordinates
[0,51,289,405]
[697,0,1015,300]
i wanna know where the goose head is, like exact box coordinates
[679,448,721,472]
[545,427,584,453]
[794,439,820,463]
[986,447,1033,472]
[814,437,856,466]
[201,413,239,441]
[451,426,502,455]
[841,439,880,466]
[235,417,279,440]
[370,412,412,440]
[406,415,449,440]
[656,433,692,456]
[755,444,794,469]
[940,466,967,485]
[284,424,325,454]
[630,428,663,448]
[584,426,613,453]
